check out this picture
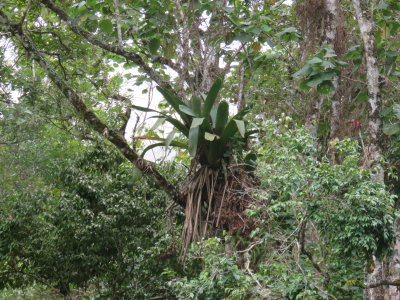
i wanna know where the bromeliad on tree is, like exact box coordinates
[132,78,258,258]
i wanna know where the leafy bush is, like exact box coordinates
[0,144,182,299]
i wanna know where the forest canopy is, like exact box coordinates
[0,0,400,299]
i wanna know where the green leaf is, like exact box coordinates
[308,57,323,65]
[165,117,189,136]
[130,104,159,113]
[141,142,166,157]
[157,87,190,124]
[191,117,205,128]
[165,130,176,147]
[99,19,113,34]
[163,43,176,59]
[191,96,202,116]
[234,119,245,137]
[355,92,368,102]
[149,38,161,55]
[317,81,334,94]
[220,119,238,142]
[188,126,200,157]
[87,0,97,7]
[383,123,400,135]
[321,60,335,68]
[179,105,196,117]
[306,76,325,88]
[204,132,218,141]
[299,80,311,90]
[141,140,188,157]
[204,78,222,117]
[294,64,311,78]
[392,103,400,119]
[150,117,165,131]
[278,27,297,34]
[215,101,229,133]
[210,103,219,128]
[234,32,253,43]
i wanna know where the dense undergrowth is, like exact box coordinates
[0,122,395,299]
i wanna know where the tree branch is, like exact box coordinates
[40,0,176,94]
[363,279,400,289]
[0,10,184,207]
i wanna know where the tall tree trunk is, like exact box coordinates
[324,0,346,139]
[301,0,346,138]
[351,1,394,300]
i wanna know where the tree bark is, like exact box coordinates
[324,0,345,140]
[351,1,394,300]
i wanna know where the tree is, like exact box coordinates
[1,0,400,299]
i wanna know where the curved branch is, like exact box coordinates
[41,0,176,93]
[0,11,184,207]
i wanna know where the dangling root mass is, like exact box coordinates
[180,165,255,260]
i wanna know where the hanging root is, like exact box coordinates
[180,165,256,261]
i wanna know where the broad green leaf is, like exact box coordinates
[220,119,237,142]
[179,105,196,117]
[149,38,161,55]
[99,19,113,34]
[204,78,222,117]
[210,103,219,128]
[321,60,335,68]
[163,43,176,59]
[299,80,311,90]
[294,64,311,78]
[383,123,400,135]
[191,117,205,128]
[308,57,323,65]
[306,77,325,88]
[234,32,253,43]
[215,101,229,133]
[234,119,245,137]
[188,126,200,157]
[392,103,400,119]
[204,132,218,141]
[191,96,202,116]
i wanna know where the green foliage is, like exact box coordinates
[166,238,255,300]
[0,143,181,298]
[294,47,347,94]
[257,122,395,259]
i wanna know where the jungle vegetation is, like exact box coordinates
[1,0,400,299]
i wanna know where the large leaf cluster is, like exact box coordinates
[137,79,253,167]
